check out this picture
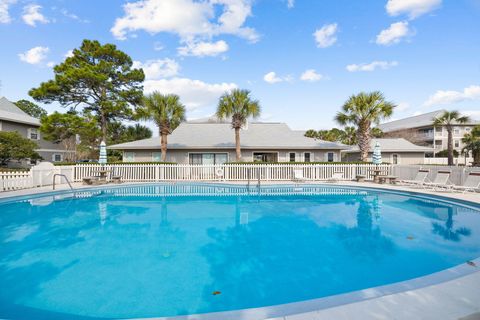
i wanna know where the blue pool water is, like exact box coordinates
[1,184,480,319]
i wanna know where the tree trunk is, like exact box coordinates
[161,133,167,162]
[447,128,453,166]
[357,122,371,162]
[235,127,241,161]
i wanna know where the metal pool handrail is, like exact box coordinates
[53,174,74,191]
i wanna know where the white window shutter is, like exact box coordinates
[324,152,328,162]
[333,153,338,162]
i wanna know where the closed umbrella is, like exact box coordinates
[99,141,107,165]
[372,141,382,165]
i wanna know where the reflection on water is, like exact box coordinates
[0,184,479,319]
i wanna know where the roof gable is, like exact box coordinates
[0,97,40,126]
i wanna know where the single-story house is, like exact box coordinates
[0,97,73,166]
[342,138,433,165]
[109,118,347,164]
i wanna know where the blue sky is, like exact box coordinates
[1,0,479,133]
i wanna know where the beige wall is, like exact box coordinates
[342,151,425,165]
[121,149,342,163]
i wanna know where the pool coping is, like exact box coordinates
[1,182,480,320]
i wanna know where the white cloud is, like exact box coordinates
[313,23,338,48]
[346,60,398,72]
[386,0,441,19]
[300,69,323,82]
[46,61,55,68]
[396,102,410,111]
[111,0,258,42]
[143,78,237,110]
[0,0,16,24]
[263,71,292,84]
[132,58,180,80]
[376,21,410,45]
[18,46,49,64]
[60,8,89,23]
[424,85,480,107]
[178,40,229,57]
[64,49,74,58]
[287,0,294,9]
[22,4,49,26]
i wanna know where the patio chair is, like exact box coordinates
[327,171,343,183]
[423,171,452,191]
[398,169,430,186]
[450,172,480,193]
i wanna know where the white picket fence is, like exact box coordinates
[0,163,392,192]
[73,163,391,182]
[424,157,474,166]
[0,171,33,191]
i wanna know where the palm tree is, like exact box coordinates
[462,125,480,166]
[335,92,395,161]
[216,89,261,161]
[340,126,357,145]
[433,111,470,166]
[138,92,186,161]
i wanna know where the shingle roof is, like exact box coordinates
[343,138,433,153]
[0,97,40,126]
[110,121,347,150]
[379,110,480,132]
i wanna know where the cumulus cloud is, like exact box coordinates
[22,4,49,26]
[263,71,292,84]
[143,78,237,110]
[313,23,338,48]
[287,0,294,9]
[18,46,49,64]
[178,40,229,57]
[0,0,16,24]
[64,50,74,58]
[386,0,441,19]
[132,58,180,80]
[111,0,258,43]
[424,85,480,107]
[376,21,410,45]
[346,61,398,72]
[300,69,323,82]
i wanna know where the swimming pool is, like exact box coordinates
[1,183,479,319]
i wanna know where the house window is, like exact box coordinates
[124,152,135,162]
[152,152,162,162]
[454,140,460,148]
[253,152,278,162]
[189,153,228,165]
[392,154,399,164]
[52,154,62,162]
[304,152,311,162]
[327,152,334,162]
[28,128,40,140]
[466,127,471,132]
[289,152,296,162]
[453,127,460,135]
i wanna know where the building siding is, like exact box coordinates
[343,151,425,165]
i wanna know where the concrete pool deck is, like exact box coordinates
[1,181,480,320]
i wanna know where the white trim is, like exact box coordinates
[28,128,40,140]
[391,153,400,164]
[51,153,63,162]
[303,152,313,162]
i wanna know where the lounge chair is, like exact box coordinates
[398,169,430,186]
[110,167,122,184]
[327,171,343,183]
[450,172,480,193]
[423,171,452,190]
[293,169,306,183]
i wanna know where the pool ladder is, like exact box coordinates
[247,167,261,189]
[53,174,74,191]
